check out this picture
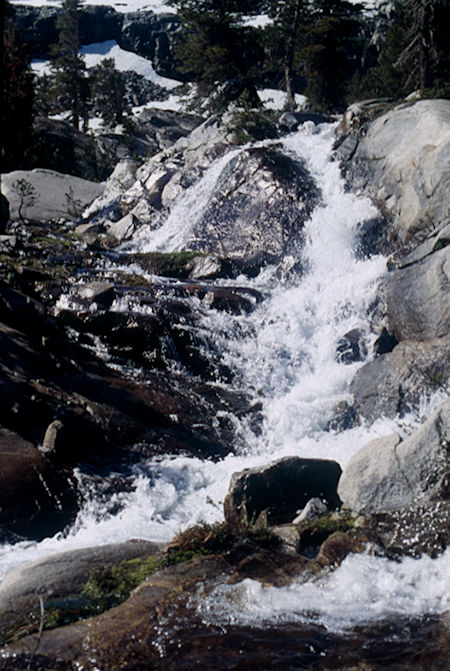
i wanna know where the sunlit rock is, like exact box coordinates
[338,399,450,514]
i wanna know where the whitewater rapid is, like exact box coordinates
[1,122,448,627]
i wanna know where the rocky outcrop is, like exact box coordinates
[224,457,342,526]
[338,399,450,514]
[1,168,104,222]
[120,11,183,80]
[95,120,320,274]
[338,99,450,248]
[335,99,450,423]
[384,246,449,342]
[350,337,450,423]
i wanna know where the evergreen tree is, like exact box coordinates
[362,0,449,99]
[265,0,311,110]
[169,0,263,113]
[301,0,364,112]
[90,59,125,127]
[51,0,87,130]
[1,2,34,172]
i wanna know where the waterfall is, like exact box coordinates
[1,122,448,628]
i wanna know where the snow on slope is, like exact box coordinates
[32,40,181,91]
[11,0,382,16]
[81,41,181,89]
[10,0,176,14]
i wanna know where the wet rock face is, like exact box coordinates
[113,143,320,276]
[185,147,320,270]
[224,457,342,526]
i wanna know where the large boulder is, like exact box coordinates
[1,169,104,222]
[224,457,342,526]
[0,427,78,541]
[116,143,320,275]
[350,337,450,423]
[338,99,450,247]
[0,540,163,635]
[338,399,450,514]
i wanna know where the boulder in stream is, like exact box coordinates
[338,398,450,514]
[224,456,342,526]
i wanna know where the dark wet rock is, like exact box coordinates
[0,194,9,233]
[4,541,448,671]
[326,401,357,432]
[336,328,367,364]
[0,540,163,636]
[5,615,450,671]
[373,326,398,356]
[180,147,320,269]
[315,529,369,567]
[355,214,390,258]
[358,501,450,560]
[119,250,228,280]
[338,399,450,514]
[74,281,116,307]
[350,337,450,423]
[109,139,320,276]
[0,427,77,542]
[224,457,342,526]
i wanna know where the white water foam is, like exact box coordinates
[198,548,450,631]
[1,123,447,628]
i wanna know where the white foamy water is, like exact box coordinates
[1,122,447,628]
[198,549,450,630]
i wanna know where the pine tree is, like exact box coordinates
[301,0,364,112]
[51,0,87,130]
[361,0,449,99]
[1,2,35,172]
[169,0,263,113]
[265,0,311,110]
[90,59,125,127]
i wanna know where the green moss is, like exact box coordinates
[132,251,204,279]
[82,555,162,614]
[433,238,449,252]
[297,513,355,553]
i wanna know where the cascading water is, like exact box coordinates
[1,122,448,630]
